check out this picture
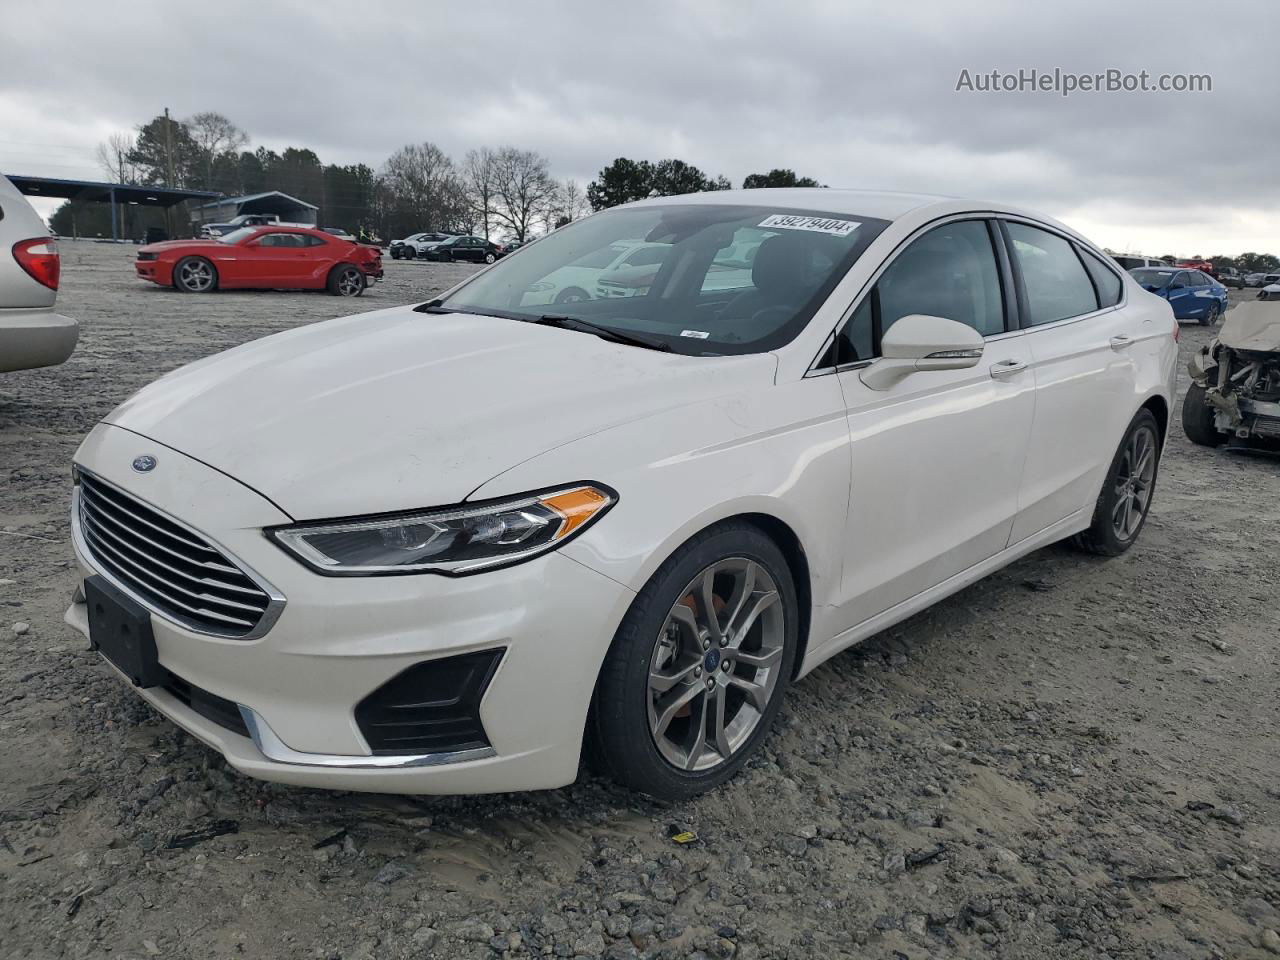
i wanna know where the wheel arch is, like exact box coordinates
[732,512,813,680]
[1140,393,1169,445]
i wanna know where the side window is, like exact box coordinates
[877,219,1005,337]
[255,233,282,247]
[305,234,328,247]
[1006,222,1098,325]
[1080,247,1123,308]
[1191,271,1209,287]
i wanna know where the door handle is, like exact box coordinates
[1109,335,1134,350]
[989,359,1028,379]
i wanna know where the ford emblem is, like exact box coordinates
[131,455,157,473]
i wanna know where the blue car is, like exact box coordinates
[1129,267,1228,326]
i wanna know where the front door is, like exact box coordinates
[833,218,1036,626]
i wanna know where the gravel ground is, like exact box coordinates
[2,243,1278,960]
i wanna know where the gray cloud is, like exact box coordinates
[1,0,1273,253]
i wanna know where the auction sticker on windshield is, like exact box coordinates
[758,214,860,237]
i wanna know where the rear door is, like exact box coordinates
[832,217,1037,624]
[1002,220,1138,544]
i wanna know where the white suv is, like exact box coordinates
[0,174,77,372]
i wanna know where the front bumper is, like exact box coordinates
[0,308,78,373]
[66,423,634,794]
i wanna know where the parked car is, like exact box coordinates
[67,189,1177,799]
[1176,259,1217,278]
[1184,300,1280,446]
[319,227,357,241]
[133,225,382,296]
[1216,267,1243,289]
[1128,267,1227,325]
[1259,282,1280,301]
[390,232,451,260]
[423,235,502,263]
[199,223,238,240]
[0,173,77,373]
[1112,254,1169,270]
[1244,272,1267,287]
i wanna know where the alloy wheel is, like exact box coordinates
[646,558,784,772]
[178,259,214,291]
[1111,424,1157,540]
[337,268,363,296]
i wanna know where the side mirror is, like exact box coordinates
[860,314,984,391]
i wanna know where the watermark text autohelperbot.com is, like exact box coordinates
[956,68,1211,97]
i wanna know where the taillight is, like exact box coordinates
[13,237,60,290]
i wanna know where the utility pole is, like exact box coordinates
[163,107,176,237]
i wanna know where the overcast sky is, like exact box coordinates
[1,0,1273,255]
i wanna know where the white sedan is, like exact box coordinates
[65,189,1177,799]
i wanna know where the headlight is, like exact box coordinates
[269,484,616,575]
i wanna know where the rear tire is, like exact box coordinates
[588,522,798,800]
[173,256,217,293]
[1071,408,1161,557]
[327,264,365,297]
[1201,303,1219,326]
[484,252,496,264]
[1182,383,1225,447]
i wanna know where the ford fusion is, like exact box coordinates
[66,189,1178,799]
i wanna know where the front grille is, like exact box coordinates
[76,470,273,638]
[161,669,250,738]
[355,650,503,755]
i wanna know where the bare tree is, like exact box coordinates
[186,112,249,190]
[462,148,498,240]
[488,147,555,242]
[95,132,138,183]
[379,142,467,235]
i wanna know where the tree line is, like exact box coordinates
[51,109,827,242]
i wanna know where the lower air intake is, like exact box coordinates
[355,649,503,755]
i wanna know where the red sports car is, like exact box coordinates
[135,225,383,296]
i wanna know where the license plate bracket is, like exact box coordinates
[85,575,162,688]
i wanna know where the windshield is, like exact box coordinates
[219,227,259,245]
[1131,268,1176,288]
[438,204,889,355]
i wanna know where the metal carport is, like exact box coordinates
[3,175,220,241]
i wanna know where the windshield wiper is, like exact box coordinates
[531,315,671,352]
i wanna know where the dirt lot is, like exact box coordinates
[2,243,1278,960]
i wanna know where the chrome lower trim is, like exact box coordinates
[70,474,286,641]
[237,707,496,769]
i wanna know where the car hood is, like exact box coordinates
[1217,301,1280,353]
[139,240,223,255]
[103,307,775,520]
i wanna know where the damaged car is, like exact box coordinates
[1184,300,1280,446]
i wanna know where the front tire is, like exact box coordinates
[1182,383,1225,447]
[1071,408,1161,556]
[173,256,217,293]
[328,264,365,297]
[588,522,798,800]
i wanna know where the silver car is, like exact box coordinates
[0,174,77,372]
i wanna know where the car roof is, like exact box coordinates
[627,187,955,220]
